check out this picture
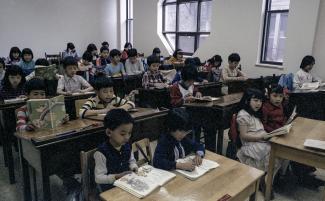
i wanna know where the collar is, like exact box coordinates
[64,74,78,81]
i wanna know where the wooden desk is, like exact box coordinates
[184,93,243,154]
[100,151,264,201]
[227,78,265,94]
[195,82,223,97]
[265,117,325,201]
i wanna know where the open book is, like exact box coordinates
[300,82,320,90]
[71,91,95,96]
[304,139,325,151]
[35,64,58,80]
[27,95,66,129]
[267,124,292,137]
[114,165,176,198]
[193,96,220,103]
[285,106,297,125]
[176,156,219,180]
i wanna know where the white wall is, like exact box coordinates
[313,0,325,80]
[0,0,118,59]
[133,0,321,78]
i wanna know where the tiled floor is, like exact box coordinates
[0,131,324,201]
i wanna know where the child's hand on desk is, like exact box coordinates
[115,171,133,179]
[193,155,203,166]
[176,161,195,171]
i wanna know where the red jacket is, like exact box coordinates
[170,83,198,107]
[262,101,287,133]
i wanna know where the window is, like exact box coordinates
[260,0,290,65]
[162,0,212,55]
[126,0,133,44]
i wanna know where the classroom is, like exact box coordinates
[0,0,325,201]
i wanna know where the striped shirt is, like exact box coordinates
[79,96,135,118]
[16,105,29,131]
[57,74,91,93]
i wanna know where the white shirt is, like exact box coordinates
[293,69,320,89]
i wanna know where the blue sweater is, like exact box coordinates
[153,134,205,170]
[19,60,35,76]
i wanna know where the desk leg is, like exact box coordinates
[6,134,16,184]
[217,128,224,155]
[265,145,276,201]
[249,180,260,201]
[18,139,32,201]
[40,153,51,201]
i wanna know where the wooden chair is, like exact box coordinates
[80,148,98,201]
[132,138,152,166]
[45,52,62,65]
[75,99,88,118]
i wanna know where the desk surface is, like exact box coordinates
[184,92,243,108]
[270,117,325,156]
[100,151,264,201]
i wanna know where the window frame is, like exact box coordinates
[162,0,212,56]
[126,0,133,44]
[260,0,289,65]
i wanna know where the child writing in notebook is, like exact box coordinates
[153,108,205,171]
[78,51,95,82]
[94,109,138,192]
[19,48,35,76]
[57,56,93,95]
[142,56,167,89]
[0,65,26,100]
[222,53,247,82]
[62,42,79,59]
[293,55,321,89]
[104,49,126,77]
[79,74,135,118]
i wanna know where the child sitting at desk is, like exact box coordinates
[125,48,145,75]
[78,51,95,82]
[104,49,126,77]
[96,46,111,67]
[293,55,321,89]
[142,55,168,89]
[94,109,138,192]
[172,57,208,84]
[57,56,93,95]
[222,53,247,82]
[79,74,135,118]
[153,108,205,171]
[205,55,223,82]
[170,64,202,107]
[0,65,26,100]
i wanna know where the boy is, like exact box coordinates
[124,48,144,75]
[170,64,202,107]
[222,53,247,82]
[142,56,168,89]
[79,75,135,118]
[94,109,138,192]
[96,46,111,67]
[57,56,93,95]
[104,49,126,77]
[153,108,205,171]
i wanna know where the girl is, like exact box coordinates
[86,43,98,65]
[206,55,223,82]
[19,48,35,76]
[167,49,185,66]
[121,42,132,62]
[6,46,21,65]
[78,51,95,82]
[0,65,26,100]
[293,55,321,89]
[62,42,78,59]
[104,49,125,77]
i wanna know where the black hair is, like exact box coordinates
[185,57,202,66]
[2,65,26,89]
[181,64,198,81]
[127,48,138,57]
[24,78,46,95]
[173,49,183,58]
[267,84,284,95]
[91,75,114,90]
[166,108,191,132]
[82,51,93,62]
[147,56,160,67]
[100,46,110,53]
[35,58,50,66]
[9,47,21,61]
[21,48,34,62]
[86,43,98,53]
[102,41,109,47]
[63,56,78,69]
[208,55,223,67]
[228,53,240,62]
[152,47,161,54]
[0,58,5,68]
[109,49,121,58]
[104,108,134,130]
[300,55,315,69]
[124,42,133,49]
[66,42,75,51]
[238,88,264,118]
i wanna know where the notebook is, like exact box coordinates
[176,156,219,180]
[304,139,325,151]
[300,82,320,90]
[267,124,292,137]
[193,96,220,103]
[114,165,176,198]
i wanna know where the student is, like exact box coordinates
[94,109,138,192]
[57,56,93,95]
[151,47,161,58]
[142,56,167,89]
[6,46,21,65]
[153,108,204,171]
[167,49,185,66]
[101,41,109,49]
[86,43,98,65]
[125,48,144,75]
[19,48,35,76]
[172,57,207,84]
[78,51,95,82]
[104,49,126,77]
[121,42,132,62]
[170,64,202,107]
[222,53,247,82]
[206,55,223,82]
[62,42,78,59]
[96,46,111,67]
[293,55,321,89]
[0,65,26,100]
[0,58,5,82]
[79,75,135,118]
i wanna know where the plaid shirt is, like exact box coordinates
[142,70,166,89]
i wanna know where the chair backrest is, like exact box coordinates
[75,99,88,118]
[80,148,98,201]
[45,52,62,65]
[132,138,152,166]
[228,113,241,147]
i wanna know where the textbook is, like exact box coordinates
[35,64,58,80]
[176,156,219,180]
[285,106,297,125]
[304,139,325,151]
[193,96,220,102]
[300,82,320,90]
[114,165,176,198]
[27,95,66,129]
[267,124,292,137]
